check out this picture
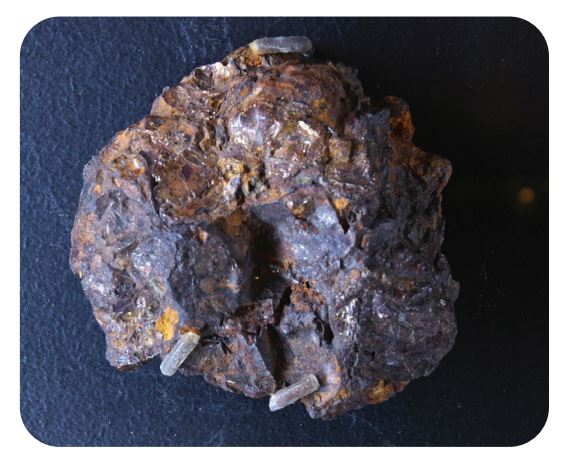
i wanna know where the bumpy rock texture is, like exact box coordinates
[70,38,458,419]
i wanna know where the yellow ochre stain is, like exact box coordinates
[333,197,349,211]
[155,307,179,340]
[367,379,394,403]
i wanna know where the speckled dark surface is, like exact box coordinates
[21,17,548,446]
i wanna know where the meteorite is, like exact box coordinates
[70,36,458,419]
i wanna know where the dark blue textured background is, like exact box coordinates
[20,17,548,446]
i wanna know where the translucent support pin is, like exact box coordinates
[160,331,200,376]
[249,36,313,56]
[269,374,320,412]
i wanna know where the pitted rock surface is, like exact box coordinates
[70,38,458,419]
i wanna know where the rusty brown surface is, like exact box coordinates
[70,39,458,419]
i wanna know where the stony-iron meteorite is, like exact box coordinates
[70,36,458,419]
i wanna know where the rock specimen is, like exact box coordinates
[70,36,458,419]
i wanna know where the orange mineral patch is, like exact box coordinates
[155,307,180,340]
[333,197,349,211]
[348,269,361,282]
[333,387,349,401]
[179,325,200,336]
[367,379,395,404]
